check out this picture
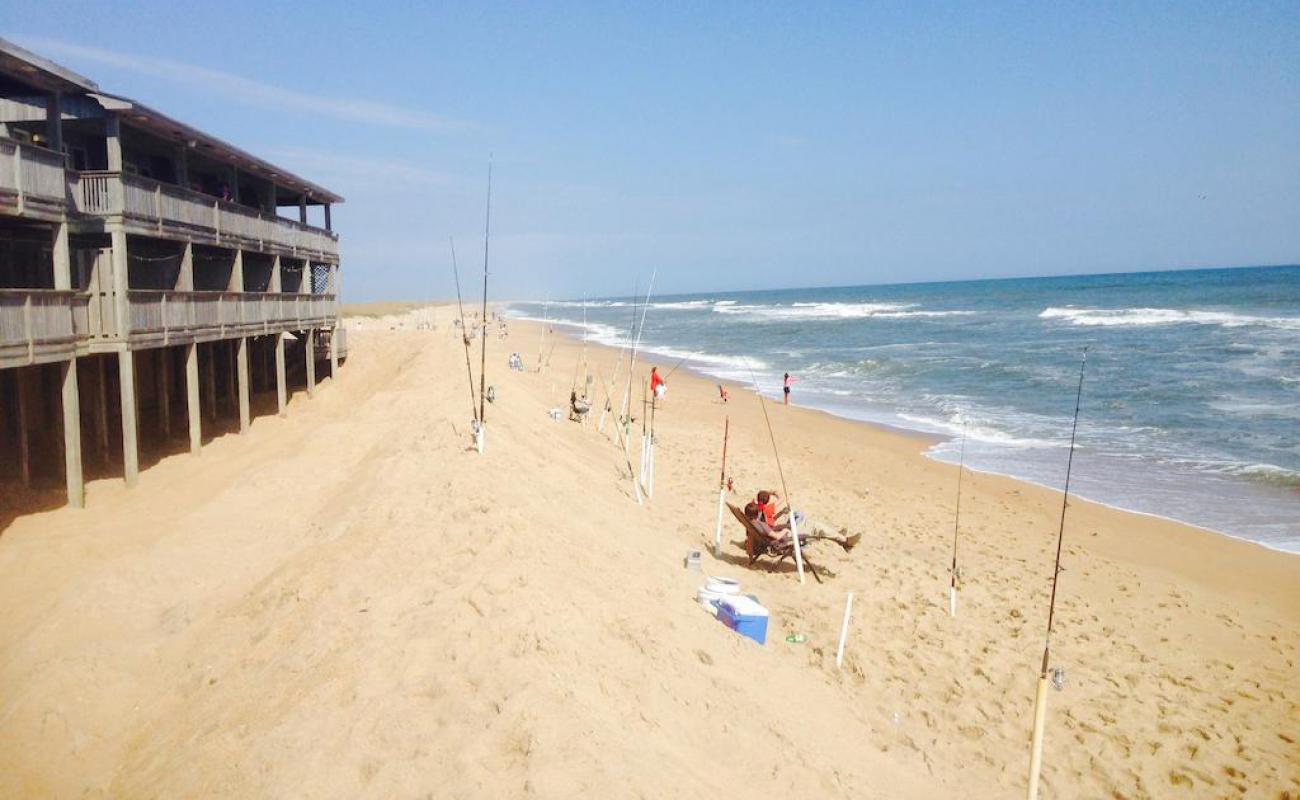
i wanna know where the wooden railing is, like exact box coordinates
[0,289,90,367]
[0,138,69,216]
[127,290,338,340]
[69,171,339,258]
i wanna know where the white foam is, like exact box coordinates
[897,413,1063,449]
[510,312,767,373]
[1040,306,1300,330]
[712,301,969,320]
[650,300,714,309]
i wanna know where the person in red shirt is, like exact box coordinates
[755,490,788,527]
[744,501,790,544]
[650,366,666,400]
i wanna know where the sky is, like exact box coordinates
[6,2,1298,302]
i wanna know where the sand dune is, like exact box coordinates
[1,307,1296,798]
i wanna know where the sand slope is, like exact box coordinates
[1,309,1296,798]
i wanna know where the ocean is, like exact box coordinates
[506,265,1300,554]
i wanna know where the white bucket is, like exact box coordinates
[705,576,740,595]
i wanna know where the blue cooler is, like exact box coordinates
[716,595,769,645]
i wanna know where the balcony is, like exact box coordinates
[0,289,91,368]
[124,290,339,347]
[0,138,69,221]
[0,288,337,363]
[69,171,339,261]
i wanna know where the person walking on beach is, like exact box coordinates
[650,366,666,401]
[783,372,795,405]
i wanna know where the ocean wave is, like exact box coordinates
[650,300,714,309]
[1040,306,1300,330]
[515,313,769,373]
[713,301,970,320]
[1231,464,1300,490]
[898,413,1064,448]
[635,345,768,372]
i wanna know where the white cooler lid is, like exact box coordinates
[720,595,769,618]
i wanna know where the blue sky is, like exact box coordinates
[8,2,1298,301]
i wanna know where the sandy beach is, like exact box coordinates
[1,307,1296,798]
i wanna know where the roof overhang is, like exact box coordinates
[0,38,99,94]
[92,92,344,204]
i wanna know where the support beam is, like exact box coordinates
[118,351,139,487]
[46,92,63,154]
[109,223,130,339]
[158,347,172,437]
[204,343,216,422]
[329,326,339,376]
[62,359,84,508]
[16,368,31,487]
[227,340,238,415]
[275,333,287,415]
[52,221,71,290]
[177,240,194,291]
[230,248,244,292]
[304,329,316,398]
[105,114,122,172]
[185,343,200,455]
[324,203,332,232]
[236,337,250,433]
[298,193,307,225]
[269,254,281,293]
[95,357,110,460]
[175,144,189,189]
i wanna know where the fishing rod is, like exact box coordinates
[1026,347,1089,800]
[948,416,968,617]
[647,378,657,497]
[572,294,589,398]
[745,359,805,584]
[663,356,689,381]
[712,416,730,556]
[475,158,493,452]
[620,270,657,432]
[618,276,655,505]
[536,298,548,374]
[639,378,649,493]
[449,236,478,424]
[598,284,639,434]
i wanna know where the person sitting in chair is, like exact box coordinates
[745,501,790,545]
[569,389,591,422]
[755,490,789,527]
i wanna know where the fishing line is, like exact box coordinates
[743,358,805,583]
[449,236,478,423]
[477,158,493,427]
[948,415,968,615]
[1027,346,1089,800]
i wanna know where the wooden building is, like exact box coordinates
[0,38,345,507]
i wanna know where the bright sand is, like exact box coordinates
[1,308,1296,798]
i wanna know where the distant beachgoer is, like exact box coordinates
[219,182,232,202]
[650,366,666,400]
[783,372,794,405]
[718,384,729,403]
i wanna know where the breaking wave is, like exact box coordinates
[1040,307,1300,330]
[713,301,972,320]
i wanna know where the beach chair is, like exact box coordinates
[727,503,862,584]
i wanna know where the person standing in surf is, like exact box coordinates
[783,372,795,405]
